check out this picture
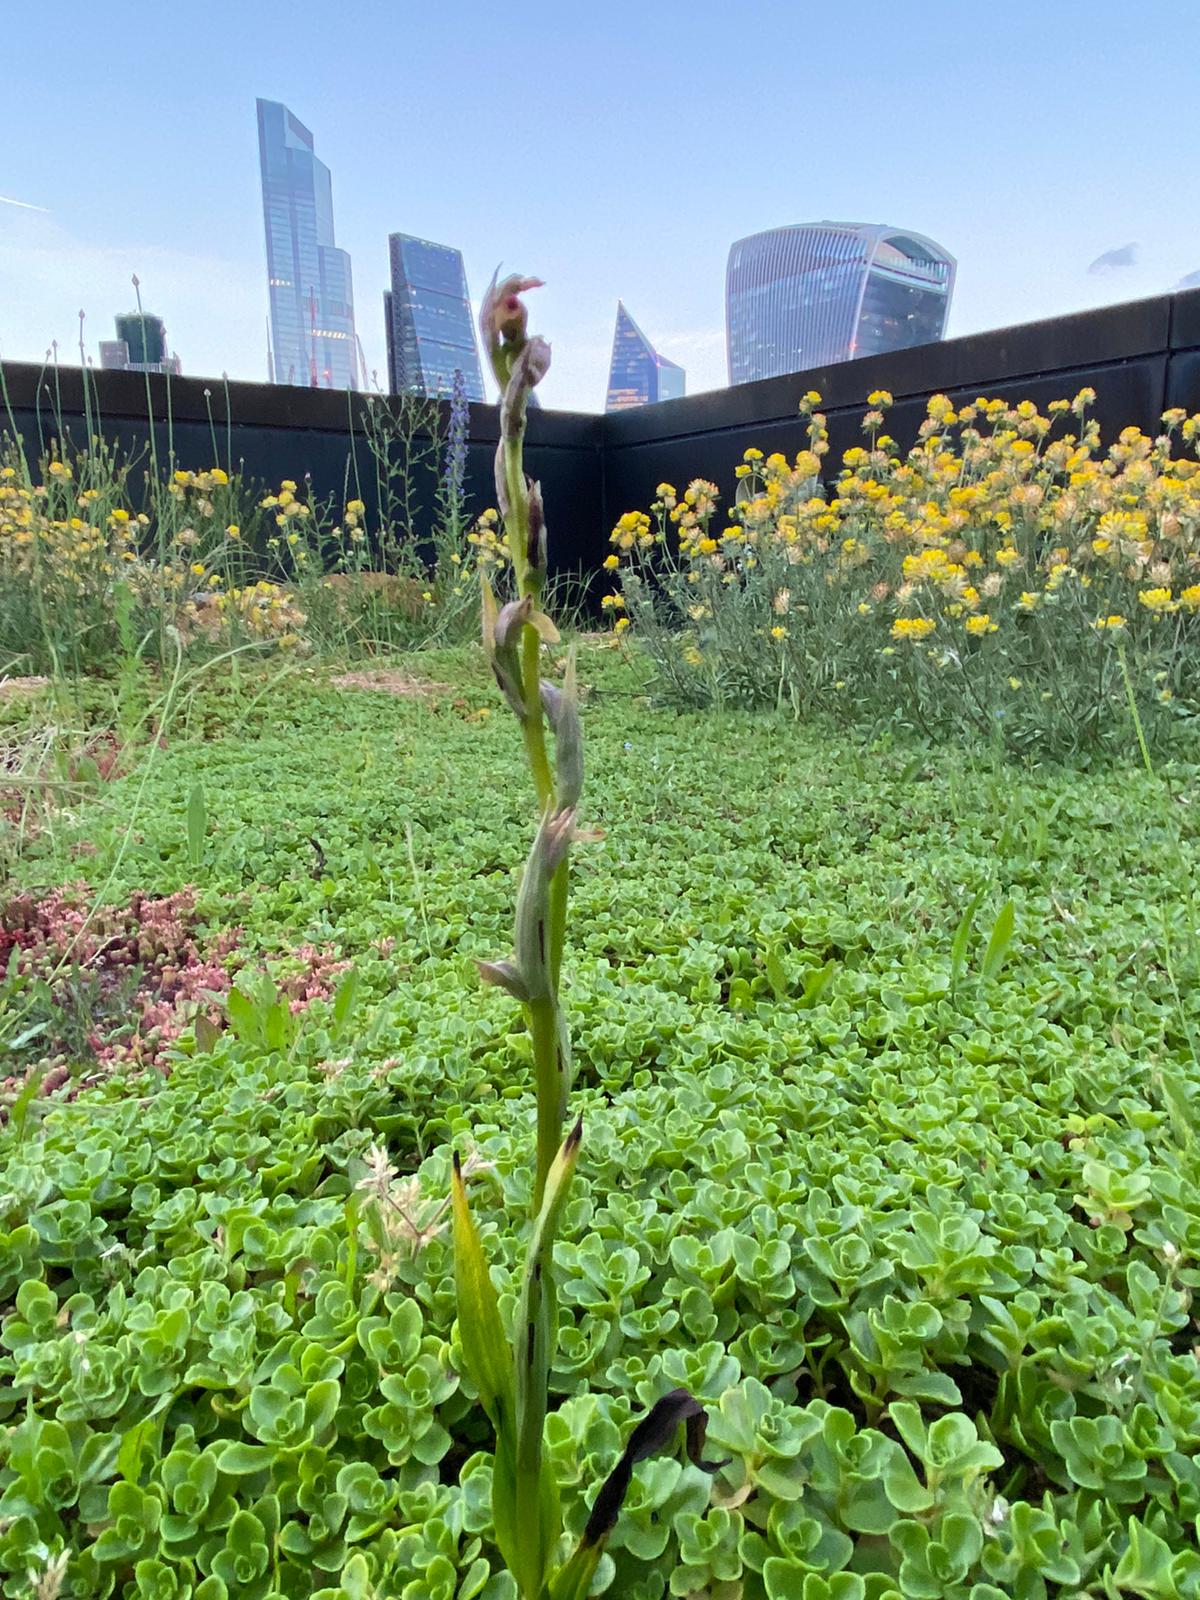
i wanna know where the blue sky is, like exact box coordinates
[2,0,1197,411]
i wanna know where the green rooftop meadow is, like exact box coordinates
[2,640,1200,1599]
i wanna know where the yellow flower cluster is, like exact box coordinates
[467,509,510,569]
[608,389,1200,666]
[610,509,655,553]
[176,580,307,645]
[891,616,937,642]
[0,459,325,664]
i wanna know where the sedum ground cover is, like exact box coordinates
[2,644,1200,1599]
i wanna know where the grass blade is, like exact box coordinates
[186,781,206,868]
[980,898,1016,982]
[450,1155,515,1433]
[951,888,984,988]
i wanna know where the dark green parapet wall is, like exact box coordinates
[0,365,608,582]
[4,288,1200,580]
[603,290,1200,529]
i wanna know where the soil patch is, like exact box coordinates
[0,676,51,701]
[330,669,448,697]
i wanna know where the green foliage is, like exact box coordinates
[2,646,1200,1595]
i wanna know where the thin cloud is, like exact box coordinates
[1088,242,1138,274]
[658,327,725,357]
[1175,269,1200,291]
[0,194,49,213]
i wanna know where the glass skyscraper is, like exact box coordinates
[604,302,685,412]
[726,222,956,385]
[384,235,485,400]
[99,312,181,375]
[256,98,358,389]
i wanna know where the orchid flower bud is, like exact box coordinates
[479,272,544,387]
[526,479,548,577]
[489,595,533,719]
[540,652,582,810]
[475,958,530,1002]
[494,448,512,521]
[514,807,577,1002]
[501,337,552,439]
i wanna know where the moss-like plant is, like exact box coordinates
[449,274,718,1599]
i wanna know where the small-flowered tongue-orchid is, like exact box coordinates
[479,272,545,369]
[450,265,717,1600]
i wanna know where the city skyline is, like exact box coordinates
[726,224,956,385]
[256,98,358,389]
[605,302,685,410]
[3,1,1199,411]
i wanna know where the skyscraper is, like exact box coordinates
[604,302,685,412]
[384,235,485,400]
[726,223,956,385]
[256,98,358,389]
[99,312,181,375]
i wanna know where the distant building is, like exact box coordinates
[384,235,485,400]
[99,313,181,374]
[256,98,358,389]
[726,222,956,384]
[604,302,685,412]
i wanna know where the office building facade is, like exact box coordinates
[256,98,358,389]
[604,301,685,411]
[726,222,956,384]
[99,313,181,374]
[384,235,484,400]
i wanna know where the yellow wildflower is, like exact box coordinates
[891,617,936,642]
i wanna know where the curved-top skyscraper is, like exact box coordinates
[726,222,956,385]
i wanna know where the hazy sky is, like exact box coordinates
[2,0,1197,412]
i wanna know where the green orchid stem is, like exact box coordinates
[548,862,569,994]
[528,997,561,1210]
[504,433,530,587]
[504,426,555,812]
[521,621,555,808]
